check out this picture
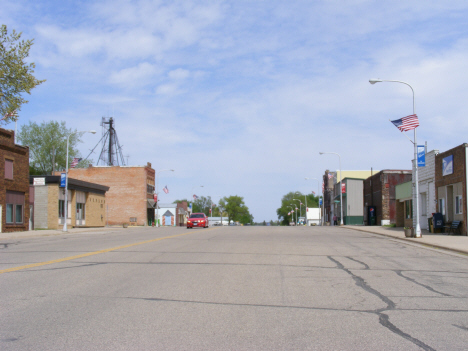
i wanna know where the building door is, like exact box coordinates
[420,193,427,230]
[76,203,85,226]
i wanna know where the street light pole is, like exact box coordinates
[63,130,96,232]
[155,169,175,227]
[293,198,301,224]
[369,78,421,238]
[319,152,343,225]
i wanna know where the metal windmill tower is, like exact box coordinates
[87,117,126,166]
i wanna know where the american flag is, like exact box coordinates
[70,158,82,168]
[328,173,334,180]
[193,194,198,200]
[163,186,169,194]
[391,114,419,132]
[312,191,316,195]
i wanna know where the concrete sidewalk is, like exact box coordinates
[342,225,468,256]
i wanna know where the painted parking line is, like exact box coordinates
[0,228,217,275]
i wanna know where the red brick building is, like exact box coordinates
[363,170,412,226]
[0,128,30,232]
[66,163,155,226]
[435,143,468,235]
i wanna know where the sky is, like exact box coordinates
[2,1,468,222]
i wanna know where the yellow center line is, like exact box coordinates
[1,228,217,275]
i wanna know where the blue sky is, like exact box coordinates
[2,1,468,222]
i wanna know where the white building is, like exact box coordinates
[306,208,321,226]
[208,217,229,226]
[412,149,438,230]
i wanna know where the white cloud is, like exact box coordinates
[8,0,468,220]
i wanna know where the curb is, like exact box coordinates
[340,226,468,257]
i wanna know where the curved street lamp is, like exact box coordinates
[63,130,96,232]
[369,78,421,238]
[155,169,175,227]
[319,152,343,225]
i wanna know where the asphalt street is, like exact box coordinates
[1,226,467,350]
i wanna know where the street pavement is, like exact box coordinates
[2,224,467,256]
[1,225,468,350]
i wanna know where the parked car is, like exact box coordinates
[187,213,209,228]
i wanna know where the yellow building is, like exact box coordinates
[335,170,379,182]
[30,176,109,230]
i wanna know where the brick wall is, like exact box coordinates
[47,185,59,229]
[67,163,154,225]
[364,171,412,225]
[0,128,30,232]
[85,193,106,226]
[435,144,467,234]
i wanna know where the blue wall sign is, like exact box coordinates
[319,198,322,206]
[417,145,425,167]
[60,173,66,187]
[442,155,453,176]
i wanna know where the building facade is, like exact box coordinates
[434,144,468,235]
[30,176,109,230]
[363,170,412,226]
[334,178,365,225]
[157,201,188,227]
[0,128,30,233]
[66,163,155,226]
[412,149,439,230]
[395,181,413,228]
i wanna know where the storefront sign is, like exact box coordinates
[442,155,453,176]
[341,183,346,193]
[60,173,66,187]
[33,177,45,186]
[417,145,425,167]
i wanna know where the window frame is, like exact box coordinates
[455,195,463,215]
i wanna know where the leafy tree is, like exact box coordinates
[18,120,91,175]
[222,195,252,224]
[1,25,45,122]
[276,191,320,225]
[192,196,212,215]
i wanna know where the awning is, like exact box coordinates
[334,193,346,200]
[147,199,156,208]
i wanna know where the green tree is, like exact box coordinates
[18,120,91,175]
[276,191,319,225]
[192,196,212,215]
[1,25,45,122]
[222,195,252,224]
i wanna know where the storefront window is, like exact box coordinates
[456,196,463,214]
[58,200,65,218]
[405,200,413,219]
[15,204,23,223]
[6,204,13,223]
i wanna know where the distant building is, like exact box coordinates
[30,176,109,230]
[324,170,377,225]
[0,128,30,233]
[435,143,468,235]
[157,202,188,227]
[363,170,412,226]
[412,149,439,230]
[66,163,155,226]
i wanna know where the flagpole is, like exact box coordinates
[370,78,421,238]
